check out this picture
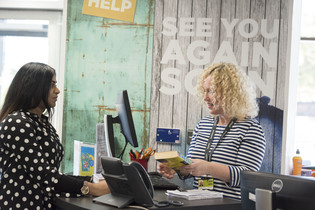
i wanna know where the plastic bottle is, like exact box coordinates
[292,149,303,176]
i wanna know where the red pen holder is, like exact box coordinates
[131,157,148,171]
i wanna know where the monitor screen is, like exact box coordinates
[103,90,138,158]
[240,170,315,210]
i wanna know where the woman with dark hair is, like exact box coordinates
[0,63,110,209]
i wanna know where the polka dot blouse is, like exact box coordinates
[0,110,88,209]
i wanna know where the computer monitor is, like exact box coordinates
[104,90,138,158]
[240,170,315,210]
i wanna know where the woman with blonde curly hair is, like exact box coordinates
[158,63,266,200]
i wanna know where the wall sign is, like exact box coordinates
[160,17,278,98]
[82,0,137,22]
[156,128,180,144]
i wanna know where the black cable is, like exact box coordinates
[118,140,128,159]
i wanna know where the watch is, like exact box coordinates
[81,181,90,195]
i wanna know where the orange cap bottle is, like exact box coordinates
[292,149,302,176]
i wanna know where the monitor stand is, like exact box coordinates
[255,188,275,210]
[93,193,134,209]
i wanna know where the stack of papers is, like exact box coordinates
[166,189,223,200]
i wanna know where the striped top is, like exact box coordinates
[187,116,266,200]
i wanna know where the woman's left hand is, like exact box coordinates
[183,159,230,182]
[183,159,211,176]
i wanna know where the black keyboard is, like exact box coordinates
[148,172,179,190]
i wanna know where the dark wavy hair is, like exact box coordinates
[0,62,56,122]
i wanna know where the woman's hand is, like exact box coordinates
[183,159,210,176]
[88,180,110,197]
[183,159,230,182]
[157,163,176,179]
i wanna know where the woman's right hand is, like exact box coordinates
[88,180,110,197]
[157,163,176,179]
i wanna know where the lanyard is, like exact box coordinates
[205,116,237,161]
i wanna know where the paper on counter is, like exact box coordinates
[166,189,223,200]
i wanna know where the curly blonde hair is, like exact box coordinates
[196,62,258,119]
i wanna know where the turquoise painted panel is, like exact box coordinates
[61,0,154,173]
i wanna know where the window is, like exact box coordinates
[295,0,315,165]
[0,0,63,10]
[0,19,49,104]
[0,9,63,136]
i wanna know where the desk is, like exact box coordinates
[54,190,242,210]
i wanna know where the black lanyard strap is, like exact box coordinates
[205,116,237,161]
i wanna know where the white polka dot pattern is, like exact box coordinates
[0,110,68,209]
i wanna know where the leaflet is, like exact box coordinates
[166,189,223,200]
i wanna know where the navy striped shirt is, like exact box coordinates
[187,116,266,200]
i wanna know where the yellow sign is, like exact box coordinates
[82,0,137,22]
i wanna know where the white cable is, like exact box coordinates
[127,205,149,210]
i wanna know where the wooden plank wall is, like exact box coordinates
[148,0,289,174]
